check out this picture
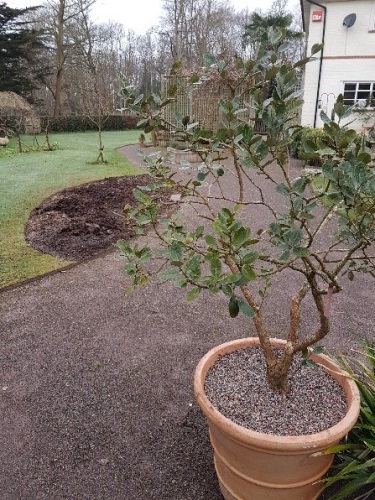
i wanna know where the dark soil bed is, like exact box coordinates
[25,175,158,261]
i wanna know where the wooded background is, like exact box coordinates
[0,0,304,121]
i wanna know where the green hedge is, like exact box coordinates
[40,114,138,133]
[290,127,362,167]
[290,127,327,166]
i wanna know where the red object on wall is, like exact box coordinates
[312,11,323,22]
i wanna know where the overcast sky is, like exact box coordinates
[6,0,288,35]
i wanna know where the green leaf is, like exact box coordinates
[185,254,201,279]
[320,110,331,124]
[205,234,217,247]
[293,57,311,69]
[197,172,208,182]
[229,295,239,318]
[357,152,372,164]
[175,278,188,288]
[158,268,180,280]
[220,284,233,297]
[140,275,149,285]
[138,246,152,263]
[137,214,152,225]
[285,228,303,247]
[134,94,145,106]
[226,273,243,284]
[233,275,249,286]
[194,226,204,237]
[186,287,201,302]
[241,265,257,281]
[169,242,183,262]
[268,27,283,45]
[233,227,250,249]
[238,300,255,318]
[304,359,317,368]
[292,177,309,194]
[208,255,222,275]
[133,189,152,205]
[310,43,323,56]
[241,251,259,264]
[123,263,136,275]
[322,163,336,181]
[279,249,290,261]
[265,66,279,80]
[312,345,324,354]
[137,118,149,127]
[276,183,290,197]
[220,207,232,219]
[293,246,310,257]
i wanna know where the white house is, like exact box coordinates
[300,0,375,131]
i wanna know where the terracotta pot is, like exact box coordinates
[194,338,360,500]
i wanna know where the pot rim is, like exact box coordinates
[194,337,361,453]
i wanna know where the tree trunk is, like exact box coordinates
[53,0,65,118]
[96,117,106,163]
[53,68,63,117]
[265,347,294,394]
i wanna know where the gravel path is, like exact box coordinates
[0,144,374,499]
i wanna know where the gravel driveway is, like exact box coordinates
[0,145,374,499]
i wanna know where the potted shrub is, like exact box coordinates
[117,29,374,498]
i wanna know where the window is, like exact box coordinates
[343,82,375,107]
[370,5,375,31]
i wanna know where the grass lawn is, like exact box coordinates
[0,130,142,289]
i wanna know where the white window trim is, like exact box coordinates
[343,82,375,109]
[369,4,375,32]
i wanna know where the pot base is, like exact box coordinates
[194,338,360,500]
[215,455,325,500]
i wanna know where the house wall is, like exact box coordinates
[301,0,375,130]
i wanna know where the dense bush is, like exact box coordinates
[290,127,319,157]
[290,126,363,167]
[40,114,138,133]
[290,127,328,166]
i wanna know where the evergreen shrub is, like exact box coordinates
[40,114,138,133]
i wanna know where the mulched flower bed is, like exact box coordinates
[25,175,160,261]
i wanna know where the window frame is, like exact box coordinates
[369,4,375,32]
[343,82,375,108]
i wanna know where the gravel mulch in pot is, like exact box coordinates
[205,347,347,436]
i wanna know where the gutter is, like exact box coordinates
[303,0,327,127]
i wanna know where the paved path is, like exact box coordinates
[0,145,374,499]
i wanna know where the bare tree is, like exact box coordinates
[30,0,96,117]
[159,0,245,69]
[71,5,112,161]
[25,0,305,118]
